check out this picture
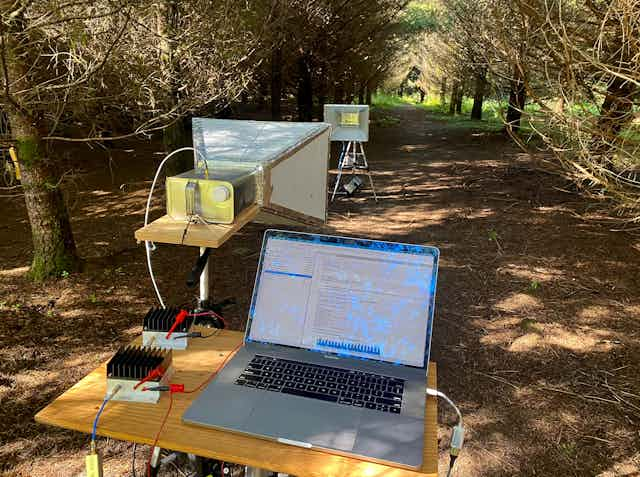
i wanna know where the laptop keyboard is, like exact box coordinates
[234,355,404,413]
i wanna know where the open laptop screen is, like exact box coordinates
[246,231,438,368]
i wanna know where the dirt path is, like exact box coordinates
[329,106,640,476]
[0,106,638,476]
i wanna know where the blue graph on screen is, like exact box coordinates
[316,338,381,356]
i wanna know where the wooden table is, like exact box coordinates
[36,329,438,477]
[134,205,322,249]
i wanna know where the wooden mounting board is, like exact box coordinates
[35,329,439,477]
[134,205,259,248]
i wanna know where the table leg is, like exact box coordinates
[148,445,161,477]
[199,246,210,308]
[244,467,272,477]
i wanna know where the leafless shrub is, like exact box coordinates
[510,0,640,219]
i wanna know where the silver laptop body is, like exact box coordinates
[183,230,439,469]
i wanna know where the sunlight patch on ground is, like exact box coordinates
[623,304,640,321]
[529,410,579,435]
[10,447,136,477]
[0,266,29,277]
[13,369,63,391]
[332,205,459,229]
[468,159,508,168]
[508,323,614,353]
[63,351,110,368]
[476,311,618,353]
[494,293,543,313]
[77,191,149,219]
[497,264,565,283]
[536,205,578,215]
[597,452,640,477]
[399,144,430,152]
[577,305,612,324]
[463,207,494,219]
[466,433,522,475]
[122,326,143,338]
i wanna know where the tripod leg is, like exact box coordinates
[331,141,351,201]
[367,172,378,202]
[337,141,346,167]
[359,142,378,202]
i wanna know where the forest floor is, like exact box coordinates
[0,105,639,477]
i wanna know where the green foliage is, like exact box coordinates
[400,1,439,35]
[375,92,504,131]
[527,279,541,293]
[16,138,41,168]
[29,247,77,281]
[371,92,416,109]
[519,318,541,334]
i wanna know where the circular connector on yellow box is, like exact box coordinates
[212,186,230,202]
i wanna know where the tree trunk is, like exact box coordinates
[419,88,425,103]
[158,0,190,173]
[365,82,373,105]
[8,115,78,280]
[316,69,327,120]
[449,81,459,114]
[162,117,187,162]
[505,66,526,133]
[471,70,486,120]
[296,54,313,121]
[455,81,464,114]
[334,81,344,104]
[3,7,78,279]
[595,77,636,147]
[344,80,354,104]
[358,82,365,105]
[271,46,283,120]
[440,77,447,107]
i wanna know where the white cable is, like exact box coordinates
[426,387,464,477]
[426,387,462,425]
[144,146,208,308]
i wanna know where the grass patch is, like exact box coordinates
[373,92,505,132]
[371,92,417,109]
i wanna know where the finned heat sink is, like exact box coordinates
[143,307,193,333]
[106,345,172,381]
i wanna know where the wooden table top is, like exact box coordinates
[134,204,259,248]
[35,329,438,477]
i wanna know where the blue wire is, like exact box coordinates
[91,394,112,443]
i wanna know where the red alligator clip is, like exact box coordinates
[142,383,184,393]
[134,364,165,390]
[165,309,189,339]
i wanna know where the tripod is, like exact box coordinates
[330,140,378,202]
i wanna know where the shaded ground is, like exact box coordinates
[1,105,639,476]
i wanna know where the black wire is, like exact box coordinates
[131,442,137,477]
[180,217,194,245]
[172,329,221,340]
[446,454,458,477]
[201,329,221,339]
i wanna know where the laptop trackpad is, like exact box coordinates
[247,393,360,451]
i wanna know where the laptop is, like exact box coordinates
[183,229,439,469]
